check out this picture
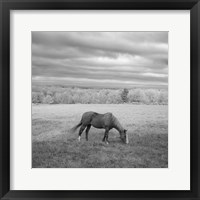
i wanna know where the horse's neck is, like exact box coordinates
[113,117,124,133]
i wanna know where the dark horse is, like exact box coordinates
[70,111,128,144]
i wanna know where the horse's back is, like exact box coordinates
[104,112,113,117]
[81,111,115,128]
[82,111,97,117]
[93,112,114,128]
[81,111,98,125]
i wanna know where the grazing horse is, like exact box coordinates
[70,111,129,144]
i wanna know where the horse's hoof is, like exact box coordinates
[78,136,81,142]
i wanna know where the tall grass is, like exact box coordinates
[32,86,168,105]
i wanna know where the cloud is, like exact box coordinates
[32,32,168,88]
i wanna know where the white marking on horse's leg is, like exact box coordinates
[126,133,129,144]
[78,136,81,142]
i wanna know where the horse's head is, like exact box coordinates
[120,129,129,144]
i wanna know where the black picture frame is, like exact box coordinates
[0,0,200,199]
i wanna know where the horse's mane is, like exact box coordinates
[112,115,124,132]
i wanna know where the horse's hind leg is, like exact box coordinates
[85,125,91,141]
[102,131,107,142]
[102,134,106,142]
[78,125,86,142]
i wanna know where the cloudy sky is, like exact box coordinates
[32,32,168,88]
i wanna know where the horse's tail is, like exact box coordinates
[69,121,82,133]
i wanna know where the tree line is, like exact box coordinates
[32,86,168,105]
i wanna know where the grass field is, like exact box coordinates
[32,104,168,168]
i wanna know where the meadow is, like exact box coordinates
[32,104,168,168]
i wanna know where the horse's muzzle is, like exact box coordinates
[120,136,129,144]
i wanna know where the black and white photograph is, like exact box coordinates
[32,32,168,168]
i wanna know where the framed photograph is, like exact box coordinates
[0,0,200,199]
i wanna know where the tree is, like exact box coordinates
[121,88,129,103]
[42,95,54,104]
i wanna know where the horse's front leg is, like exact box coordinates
[102,134,106,142]
[103,128,109,144]
[102,129,107,142]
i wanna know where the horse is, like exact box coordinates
[70,111,129,144]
